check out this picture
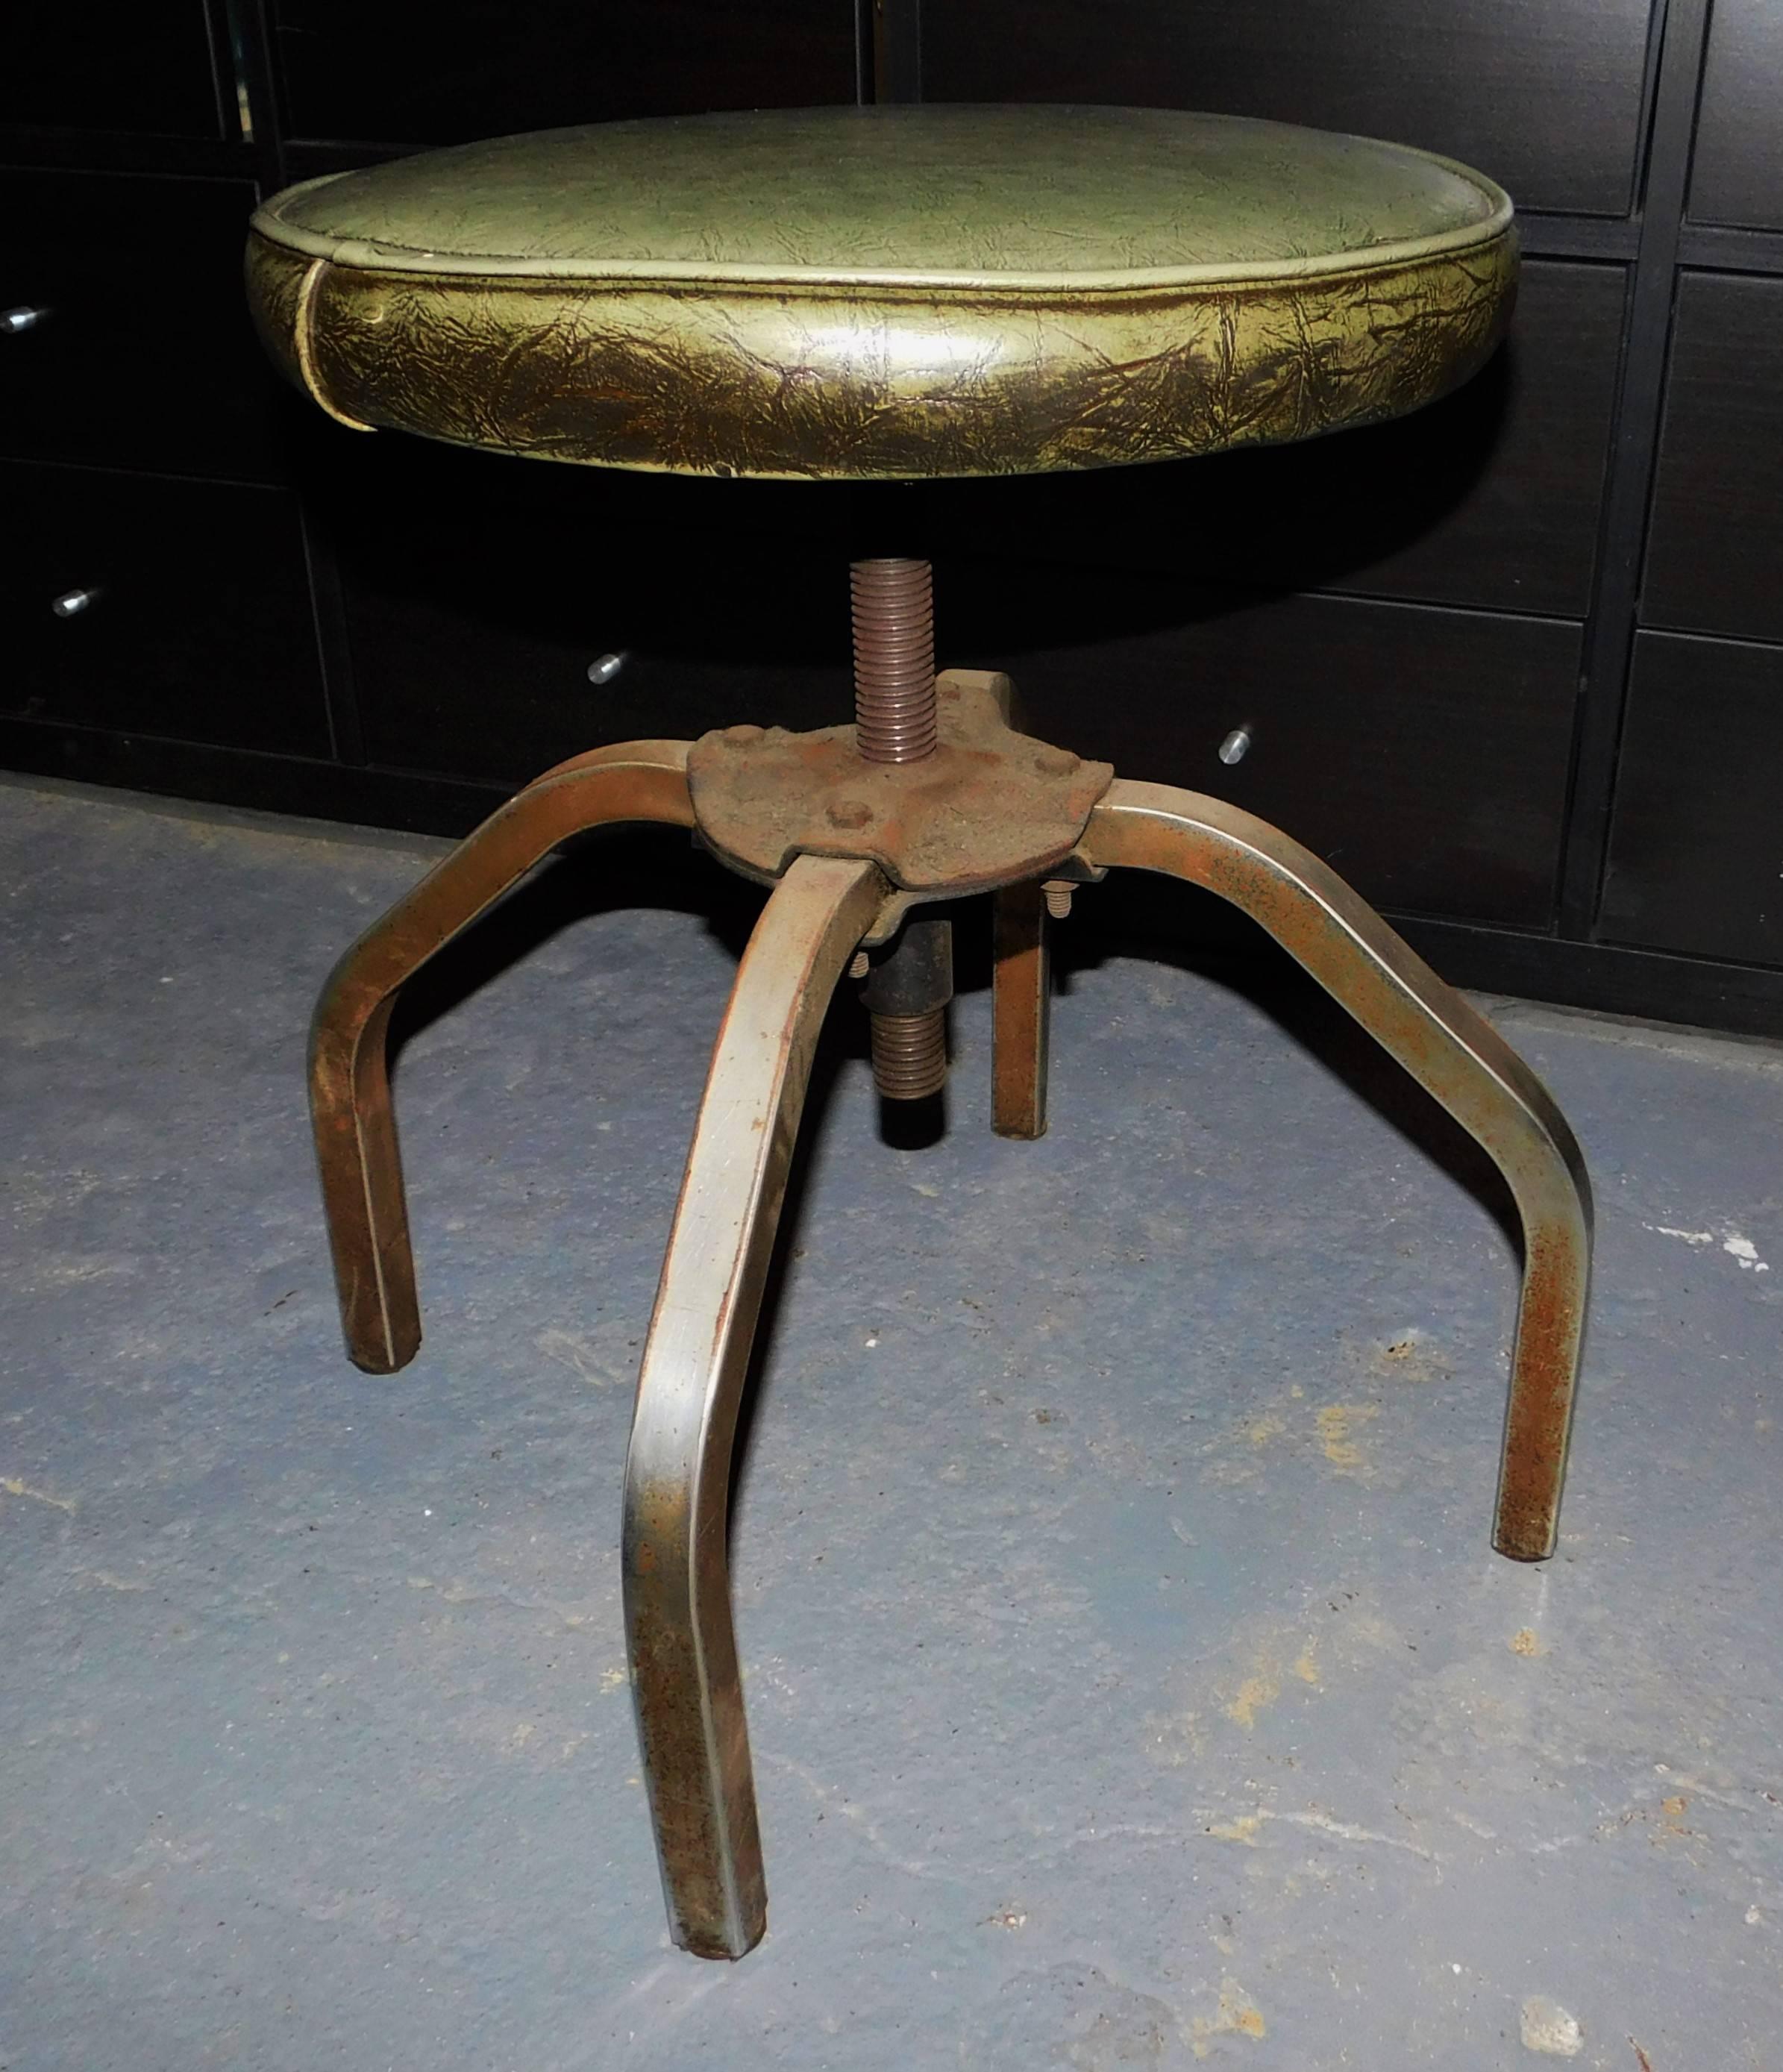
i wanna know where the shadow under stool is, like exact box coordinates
[246,104,1593,1960]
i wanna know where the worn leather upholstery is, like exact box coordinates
[246,104,1516,481]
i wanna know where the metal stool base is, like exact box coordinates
[307,710,1591,1962]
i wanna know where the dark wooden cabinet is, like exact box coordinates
[4,0,1783,1033]
[308,437,861,780]
[924,259,1626,621]
[2,4,224,140]
[947,575,1578,929]
[0,463,330,758]
[272,0,859,146]
[1690,0,1783,231]
[924,0,1653,216]
[0,170,287,483]
[1601,633,1783,965]
[1643,272,1783,646]
[319,434,1582,925]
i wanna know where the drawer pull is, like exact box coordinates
[51,586,103,619]
[1218,725,1253,766]
[586,651,627,685]
[2,305,51,334]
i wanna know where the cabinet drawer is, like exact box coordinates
[1690,0,1783,231]
[2,4,222,139]
[950,570,1580,930]
[0,171,286,483]
[312,435,1578,929]
[316,439,853,782]
[926,0,1651,217]
[1600,631,1783,965]
[1642,273,1783,647]
[1,463,330,758]
[356,625,850,787]
[273,0,857,148]
[927,259,1625,622]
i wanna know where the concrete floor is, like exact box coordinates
[3,773,1781,2071]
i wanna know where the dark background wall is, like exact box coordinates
[3,0,1781,1032]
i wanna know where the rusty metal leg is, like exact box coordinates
[309,742,695,1374]
[624,854,883,1960]
[1083,779,1592,1562]
[992,880,1050,1138]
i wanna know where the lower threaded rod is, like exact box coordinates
[870,1010,948,1101]
[859,912,952,1102]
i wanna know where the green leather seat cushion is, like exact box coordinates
[248,104,1516,480]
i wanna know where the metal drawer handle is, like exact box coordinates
[1218,725,1253,766]
[51,587,102,619]
[2,306,52,335]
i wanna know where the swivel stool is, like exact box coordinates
[247,104,1593,1959]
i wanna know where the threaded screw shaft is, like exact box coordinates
[852,558,936,764]
[870,1010,947,1101]
[849,559,944,1095]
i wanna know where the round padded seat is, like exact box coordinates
[247,104,1516,481]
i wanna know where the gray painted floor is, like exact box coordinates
[3,774,1780,2071]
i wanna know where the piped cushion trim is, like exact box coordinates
[244,106,1520,481]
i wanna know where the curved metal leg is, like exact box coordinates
[1084,780,1592,1562]
[624,854,884,1959]
[310,742,695,1373]
[992,880,1051,1139]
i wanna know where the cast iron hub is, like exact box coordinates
[687,669,1113,901]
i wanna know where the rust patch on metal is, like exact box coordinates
[991,878,1051,1139]
[1494,1224,1584,1560]
[688,670,1113,897]
[627,1598,745,1956]
[624,1472,759,1956]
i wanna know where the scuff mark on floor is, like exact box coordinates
[1206,1813,1262,1844]
[1644,1222,1770,1272]
[1649,1224,1715,1248]
[1519,1996,1582,2056]
[1188,1976,1267,2056]
[535,1326,619,1383]
[1226,1663,1280,1730]
[81,1568,148,1591]
[1316,1402,1379,1473]
[1197,1803,1440,1863]
[1,1476,75,1512]
[1270,1806,1440,1862]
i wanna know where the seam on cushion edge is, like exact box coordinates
[242,213,1517,294]
[294,258,377,433]
[278,225,1517,309]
